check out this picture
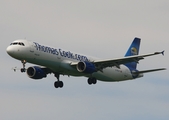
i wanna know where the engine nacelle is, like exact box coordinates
[27,66,47,79]
[76,61,96,74]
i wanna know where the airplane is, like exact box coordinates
[6,37,166,88]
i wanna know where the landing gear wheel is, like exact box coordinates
[88,78,92,85]
[54,81,59,88]
[92,78,97,84]
[54,81,64,88]
[59,81,63,88]
[21,68,26,72]
[88,78,97,85]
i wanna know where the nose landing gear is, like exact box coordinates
[21,60,26,72]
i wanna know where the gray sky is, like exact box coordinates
[1,0,169,120]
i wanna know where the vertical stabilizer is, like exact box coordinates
[125,38,141,69]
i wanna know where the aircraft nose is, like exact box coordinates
[6,46,13,56]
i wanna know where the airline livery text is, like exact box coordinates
[34,42,89,62]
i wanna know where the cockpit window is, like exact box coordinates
[10,42,25,46]
[21,43,25,46]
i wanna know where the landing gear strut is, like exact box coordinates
[54,73,64,88]
[21,60,26,72]
[88,77,97,85]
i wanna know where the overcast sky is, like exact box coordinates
[1,0,169,120]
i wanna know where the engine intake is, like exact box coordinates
[27,66,47,79]
[76,61,96,74]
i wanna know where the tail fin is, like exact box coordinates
[124,37,141,69]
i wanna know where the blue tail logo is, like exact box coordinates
[131,47,138,55]
[124,38,141,69]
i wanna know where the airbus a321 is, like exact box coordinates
[6,38,166,88]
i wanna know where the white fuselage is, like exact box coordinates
[7,39,135,82]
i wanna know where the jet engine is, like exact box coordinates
[27,66,47,79]
[76,61,96,74]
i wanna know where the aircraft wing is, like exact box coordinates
[93,51,164,69]
[71,51,164,70]
[132,68,166,74]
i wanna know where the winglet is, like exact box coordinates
[154,50,165,56]
[161,50,165,56]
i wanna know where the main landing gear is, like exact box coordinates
[88,77,97,85]
[54,73,63,88]
[53,74,97,88]
[21,60,26,72]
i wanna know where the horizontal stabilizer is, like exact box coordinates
[132,68,166,74]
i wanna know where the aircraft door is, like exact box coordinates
[30,43,34,53]
[29,42,39,59]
